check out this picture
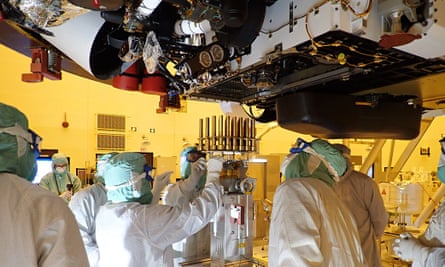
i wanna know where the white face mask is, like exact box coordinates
[56,166,67,174]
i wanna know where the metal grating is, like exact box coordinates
[97,114,126,132]
[189,31,445,105]
[97,133,125,151]
[96,113,126,151]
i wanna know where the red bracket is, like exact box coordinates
[22,48,62,82]
[156,95,168,113]
[378,33,421,49]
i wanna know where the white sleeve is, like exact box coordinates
[268,182,323,267]
[144,183,222,250]
[68,185,107,266]
[38,199,90,267]
[163,181,194,207]
[426,247,445,267]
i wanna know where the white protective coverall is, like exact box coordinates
[165,183,211,258]
[268,178,367,267]
[424,248,445,266]
[417,142,445,248]
[0,173,89,267]
[392,139,445,267]
[393,232,445,267]
[392,192,445,267]
[39,153,82,201]
[167,150,217,259]
[419,199,445,247]
[334,165,388,267]
[69,183,107,267]
[95,182,222,267]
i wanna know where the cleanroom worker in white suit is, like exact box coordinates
[392,137,445,266]
[393,232,445,267]
[95,152,223,267]
[170,146,211,258]
[0,102,89,267]
[68,152,118,267]
[268,138,367,267]
[333,144,388,267]
[70,152,175,267]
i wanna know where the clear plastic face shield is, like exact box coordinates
[180,147,204,179]
[437,138,445,183]
[96,160,107,177]
[106,172,147,192]
[186,149,206,163]
[105,164,155,192]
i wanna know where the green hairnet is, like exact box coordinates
[104,152,153,204]
[51,153,69,177]
[52,153,69,165]
[283,139,347,187]
[311,139,347,177]
[332,143,351,156]
[179,146,206,190]
[0,103,37,181]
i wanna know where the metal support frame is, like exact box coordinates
[360,117,435,182]
[384,118,434,182]
[360,139,387,175]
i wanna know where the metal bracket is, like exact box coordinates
[22,47,62,82]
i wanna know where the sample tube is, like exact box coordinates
[239,118,245,151]
[205,117,210,151]
[199,118,204,150]
[212,116,217,150]
[233,117,239,151]
[218,115,224,150]
[251,119,256,152]
[228,117,232,151]
[225,116,230,150]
